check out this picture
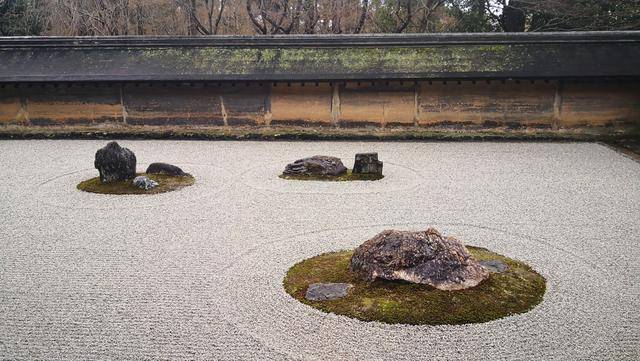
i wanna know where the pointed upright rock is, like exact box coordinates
[94,142,136,183]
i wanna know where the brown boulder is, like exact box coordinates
[283,155,347,177]
[350,228,489,291]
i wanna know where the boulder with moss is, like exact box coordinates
[350,228,489,291]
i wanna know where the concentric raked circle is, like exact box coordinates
[239,161,423,194]
[211,223,618,361]
[34,163,232,210]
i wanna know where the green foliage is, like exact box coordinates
[0,0,47,36]
[526,0,640,31]
[444,0,497,32]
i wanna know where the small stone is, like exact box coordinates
[283,155,347,177]
[94,142,136,183]
[480,259,509,273]
[353,153,383,175]
[350,228,489,291]
[305,283,353,301]
[133,176,158,190]
[146,163,189,177]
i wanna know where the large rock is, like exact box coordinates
[283,155,347,177]
[350,228,489,291]
[94,142,136,183]
[353,153,383,175]
[146,162,188,177]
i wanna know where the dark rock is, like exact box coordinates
[353,153,383,175]
[480,259,509,273]
[146,162,189,177]
[133,176,158,190]
[350,228,489,291]
[305,283,353,301]
[283,155,347,177]
[94,142,136,183]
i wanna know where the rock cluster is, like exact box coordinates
[353,153,383,175]
[93,143,192,192]
[94,142,136,183]
[283,155,347,177]
[350,228,489,291]
[146,163,189,177]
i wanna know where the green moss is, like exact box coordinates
[279,169,384,182]
[283,247,546,325]
[77,173,195,195]
[0,124,619,143]
[135,45,523,75]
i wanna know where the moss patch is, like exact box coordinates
[279,169,384,182]
[77,173,195,195]
[283,247,546,325]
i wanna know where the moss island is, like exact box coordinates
[284,246,546,325]
[77,173,195,195]
[279,169,384,181]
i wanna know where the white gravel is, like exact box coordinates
[0,140,638,360]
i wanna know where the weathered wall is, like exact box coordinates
[1,80,639,131]
[340,83,416,127]
[417,81,557,128]
[561,82,640,128]
[270,83,332,126]
[122,84,269,126]
[0,85,122,126]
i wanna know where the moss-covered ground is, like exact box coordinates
[0,125,621,142]
[77,173,195,195]
[4,125,637,160]
[279,169,384,182]
[283,246,546,325]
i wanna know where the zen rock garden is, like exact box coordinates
[285,227,544,325]
[281,153,384,181]
[77,141,195,194]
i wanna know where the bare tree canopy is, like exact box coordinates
[1,0,638,36]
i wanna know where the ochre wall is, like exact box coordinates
[339,83,416,127]
[270,83,332,126]
[417,81,557,128]
[1,80,638,131]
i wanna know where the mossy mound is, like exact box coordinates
[284,246,546,325]
[279,170,384,182]
[77,173,195,195]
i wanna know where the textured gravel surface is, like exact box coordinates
[0,140,638,360]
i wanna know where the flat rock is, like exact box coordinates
[94,142,136,183]
[133,176,158,190]
[350,228,489,291]
[146,163,189,176]
[305,283,353,301]
[283,155,348,177]
[353,153,383,175]
[480,259,509,273]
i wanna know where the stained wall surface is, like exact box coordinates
[1,80,638,131]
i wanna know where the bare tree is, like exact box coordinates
[246,0,305,34]
[176,0,226,35]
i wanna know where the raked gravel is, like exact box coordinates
[0,140,638,360]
